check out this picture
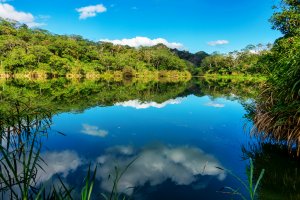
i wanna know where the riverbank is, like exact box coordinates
[0,70,192,82]
[202,73,267,82]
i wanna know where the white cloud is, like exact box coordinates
[0,3,44,27]
[115,98,184,109]
[37,151,82,183]
[76,4,107,19]
[207,40,229,46]
[205,102,225,108]
[81,124,108,137]
[100,36,184,49]
[97,144,226,195]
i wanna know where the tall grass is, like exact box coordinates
[0,99,52,199]
[242,142,300,200]
[81,164,97,200]
[101,157,138,200]
[251,35,300,156]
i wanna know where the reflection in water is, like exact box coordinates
[0,78,191,115]
[205,101,225,108]
[97,143,226,195]
[1,77,299,199]
[37,150,82,183]
[251,102,300,155]
[81,124,109,137]
[243,142,300,200]
[115,97,185,109]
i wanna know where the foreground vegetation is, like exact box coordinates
[249,0,300,155]
[243,142,300,200]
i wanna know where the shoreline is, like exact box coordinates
[0,70,192,82]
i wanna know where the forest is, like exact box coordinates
[0,19,191,78]
[0,18,273,78]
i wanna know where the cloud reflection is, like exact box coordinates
[97,144,226,194]
[205,102,225,108]
[37,150,82,183]
[81,124,108,137]
[115,98,184,109]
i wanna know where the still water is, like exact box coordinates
[1,78,299,199]
[43,89,253,199]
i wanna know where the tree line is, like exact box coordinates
[0,17,276,78]
[0,0,298,82]
[0,19,189,76]
[199,44,272,75]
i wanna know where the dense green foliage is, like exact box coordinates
[171,49,209,71]
[0,19,275,78]
[250,0,300,155]
[200,44,272,75]
[0,18,273,78]
[264,0,300,104]
[0,19,188,75]
[270,0,300,36]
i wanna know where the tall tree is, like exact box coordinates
[270,0,300,36]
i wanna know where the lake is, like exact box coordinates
[0,78,299,199]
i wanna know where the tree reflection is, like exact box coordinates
[242,142,300,200]
[0,78,191,114]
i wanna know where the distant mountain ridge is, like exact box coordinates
[171,49,209,67]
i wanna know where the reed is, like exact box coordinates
[250,94,300,156]
[81,164,97,200]
[0,100,52,199]
[101,157,138,200]
[218,158,265,200]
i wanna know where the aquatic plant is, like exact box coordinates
[242,142,300,200]
[101,158,138,200]
[81,164,97,200]
[0,100,52,199]
[218,158,265,200]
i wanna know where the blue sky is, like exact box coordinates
[0,0,281,53]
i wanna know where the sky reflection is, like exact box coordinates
[115,98,185,109]
[81,124,109,137]
[37,150,82,183]
[97,143,226,195]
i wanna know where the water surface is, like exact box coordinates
[1,78,299,199]
[42,85,253,199]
